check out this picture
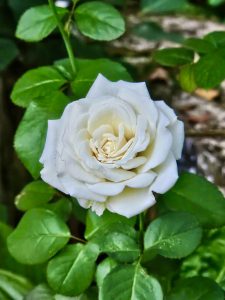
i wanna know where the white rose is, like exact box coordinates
[40,74,184,218]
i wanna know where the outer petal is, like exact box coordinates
[40,120,66,193]
[150,153,178,194]
[140,111,173,172]
[169,120,184,160]
[86,182,125,196]
[155,101,177,124]
[107,188,156,218]
[125,172,156,188]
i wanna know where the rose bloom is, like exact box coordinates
[40,74,184,218]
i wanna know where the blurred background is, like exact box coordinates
[0,0,225,227]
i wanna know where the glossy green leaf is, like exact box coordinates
[133,22,183,43]
[16,5,67,42]
[93,224,140,263]
[178,64,196,92]
[11,66,67,108]
[100,264,163,300]
[208,0,225,5]
[0,38,19,71]
[47,243,99,296]
[7,208,70,265]
[193,50,225,88]
[144,212,202,259]
[75,1,125,41]
[141,0,188,13]
[204,31,225,47]
[184,37,215,54]
[160,172,225,228]
[85,210,136,240]
[153,48,194,67]
[0,269,33,300]
[71,58,132,98]
[46,198,72,222]
[96,257,117,288]
[167,276,224,300]
[15,180,54,211]
[14,91,70,178]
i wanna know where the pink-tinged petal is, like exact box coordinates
[86,182,125,196]
[107,188,156,218]
[169,120,184,160]
[125,172,156,188]
[150,153,178,194]
[140,112,173,172]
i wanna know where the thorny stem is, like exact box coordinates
[48,0,77,76]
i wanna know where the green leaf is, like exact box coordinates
[100,264,163,300]
[208,0,225,5]
[71,58,132,98]
[144,212,202,259]
[93,223,140,263]
[47,243,99,296]
[178,64,197,92]
[167,276,224,300]
[193,50,225,88]
[204,31,225,47]
[46,198,72,222]
[0,204,8,223]
[11,66,67,108]
[0,269,33,300]
[133,22,183,43]
[0,38,19,71]
[96,258,117,288]
[141,0,188,13]
[160,172,225,228]
[7,208,70,265]
[16,5,67,42]
[72,198,87,224]
[74,1,125,41]
[14,91,70,178]
[15,180,55,211]
[85,210,136,240]
[184,38,215,54]
[25,284,54,300]
[153,48,194,67]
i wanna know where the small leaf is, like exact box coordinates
[71,58,132,98]
[16,5,67,42]
[15,180,55,211]
[96,257,117,288]
[47,243,99,296]
[100,263,163,300]
[193,50,225,88]
[141,0,188,13]
[167,276,224,300]
[0,38,19,71]
[46,198,72,222]
[7,208,70,265]
[11,66,67,108]
[85,210,136,240]
[74,1,125,41]
[153,47,194,67]
[144,212,202,259]
[14,91,70,178]
[160,172,225,228]
[25,284,54,300]
[204,31,225,47]
[178,64,197,92]
[184,37,215,54]
[0,269,33,300]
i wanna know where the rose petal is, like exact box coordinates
[87,182,125,196]
[169,120,184,160]
[125,172,156,188]
[150,153,178,194]
[107,188,156,218]
[156,101,177,124]
[121,156,147,170]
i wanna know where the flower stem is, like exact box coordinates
[48,0,77,76]
[139,212,145,251]
[70,235,86,243]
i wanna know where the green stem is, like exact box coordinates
[48,0,77,76]
[139,212,145,251]
[70,235,86,243]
